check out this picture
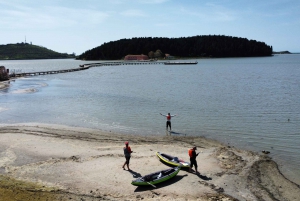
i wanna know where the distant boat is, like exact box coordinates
[164,61,198,65]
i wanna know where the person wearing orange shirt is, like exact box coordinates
[189,146,199,174]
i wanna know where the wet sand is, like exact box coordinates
[0,123,299,201]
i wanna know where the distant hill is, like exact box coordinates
[77,35,273,60]
[0,43,75,60]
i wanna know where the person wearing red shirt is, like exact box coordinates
[160,112,177,131]
[122,141,133,170]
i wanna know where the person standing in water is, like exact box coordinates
[160,113,177,131]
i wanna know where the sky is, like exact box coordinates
[0,0,299,55]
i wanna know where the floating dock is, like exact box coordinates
[164,61,198,65]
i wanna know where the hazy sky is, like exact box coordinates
[1,0,299,55]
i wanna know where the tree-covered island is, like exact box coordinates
[77,35,273,60]
[0,43,75,60]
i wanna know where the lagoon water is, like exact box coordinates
[1,55,300,184]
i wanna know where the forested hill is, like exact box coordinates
[0,43,75,60]
[77,35,273,60]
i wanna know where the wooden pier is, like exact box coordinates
[80,61,166,68]
[10,66,90,77]
[9,60,194,78]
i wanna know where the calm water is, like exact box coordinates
[1,55,299,184]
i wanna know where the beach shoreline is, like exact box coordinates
[0,123,299,201]
[0,81,10,90]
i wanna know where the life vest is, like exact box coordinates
[167,115,171,121]
[188,149,193,157]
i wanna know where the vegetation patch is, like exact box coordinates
[0,175,61,201]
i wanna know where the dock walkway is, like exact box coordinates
[9,60,188,77]
[10,66,90,77]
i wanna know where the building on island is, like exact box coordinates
[165,54,175,59]
[124,54,149,61]
[0,66,9,81]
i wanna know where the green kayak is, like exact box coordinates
[131,166,181,186]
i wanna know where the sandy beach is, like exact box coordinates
[0,123,299,201]
[0,81,9,90]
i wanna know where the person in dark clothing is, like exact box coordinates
[188,146,199,174]
[122,141,133,170]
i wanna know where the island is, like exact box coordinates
[0,43,75,60]
[77,35,273,60]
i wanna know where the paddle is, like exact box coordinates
[141,178,156,188]
[146,182,156,188]
[196,151,203,157]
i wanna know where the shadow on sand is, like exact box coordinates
[179,168,212,181]
[196,173,212,181]
[124,169,142,178]
[166,131,187,136]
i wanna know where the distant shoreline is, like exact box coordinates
[272,51,300,54]
[2,54,299,62]
[0,57,76,61]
